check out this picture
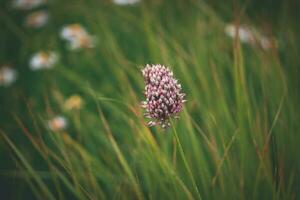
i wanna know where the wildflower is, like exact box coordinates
[64,95,83,110]
[259,36,272,50]
[141,64,186,129]
[29,51,58,70]
[60,24,96,50]
[47,116,67,132]
[12,0,46,10]
[113,0,141,5]
[225,23,273,50]
[0,66,17,87]
[25,10,49,28]
[225,24,255,44]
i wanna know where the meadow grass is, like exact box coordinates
[0,0,299,199]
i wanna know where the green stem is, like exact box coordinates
[171,120,202,200]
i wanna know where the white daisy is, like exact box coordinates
[60,24,96,50]
[60,24,87,41]
[68,35,96,50]
[29,51,58,70]
[47,116,68,132]
[12,0,46,10]
[225,24,255,44]
[225,23,274,50]
[0,66,17,87]
[25,10,49,28]
[113,0,141,5]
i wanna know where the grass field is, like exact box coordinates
[0,0,299,199]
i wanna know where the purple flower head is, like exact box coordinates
[141,64,186,129]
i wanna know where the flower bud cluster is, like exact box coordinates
[141,64,185,128]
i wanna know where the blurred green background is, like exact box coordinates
[0,0,299,199]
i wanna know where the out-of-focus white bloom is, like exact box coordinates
[225,24,255,44]
[0,66,17,87]
[259,36,272,50]
[67,35,96,50]
[29,51,58,70]
[113,0,141,5]
[225,23,274,50]
[25,10,49,28]
[47,116,68,132]
[60,24,96,50]
[60,24,86,41]
[12,0,46,10]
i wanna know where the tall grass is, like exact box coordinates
[0,0,299,199]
